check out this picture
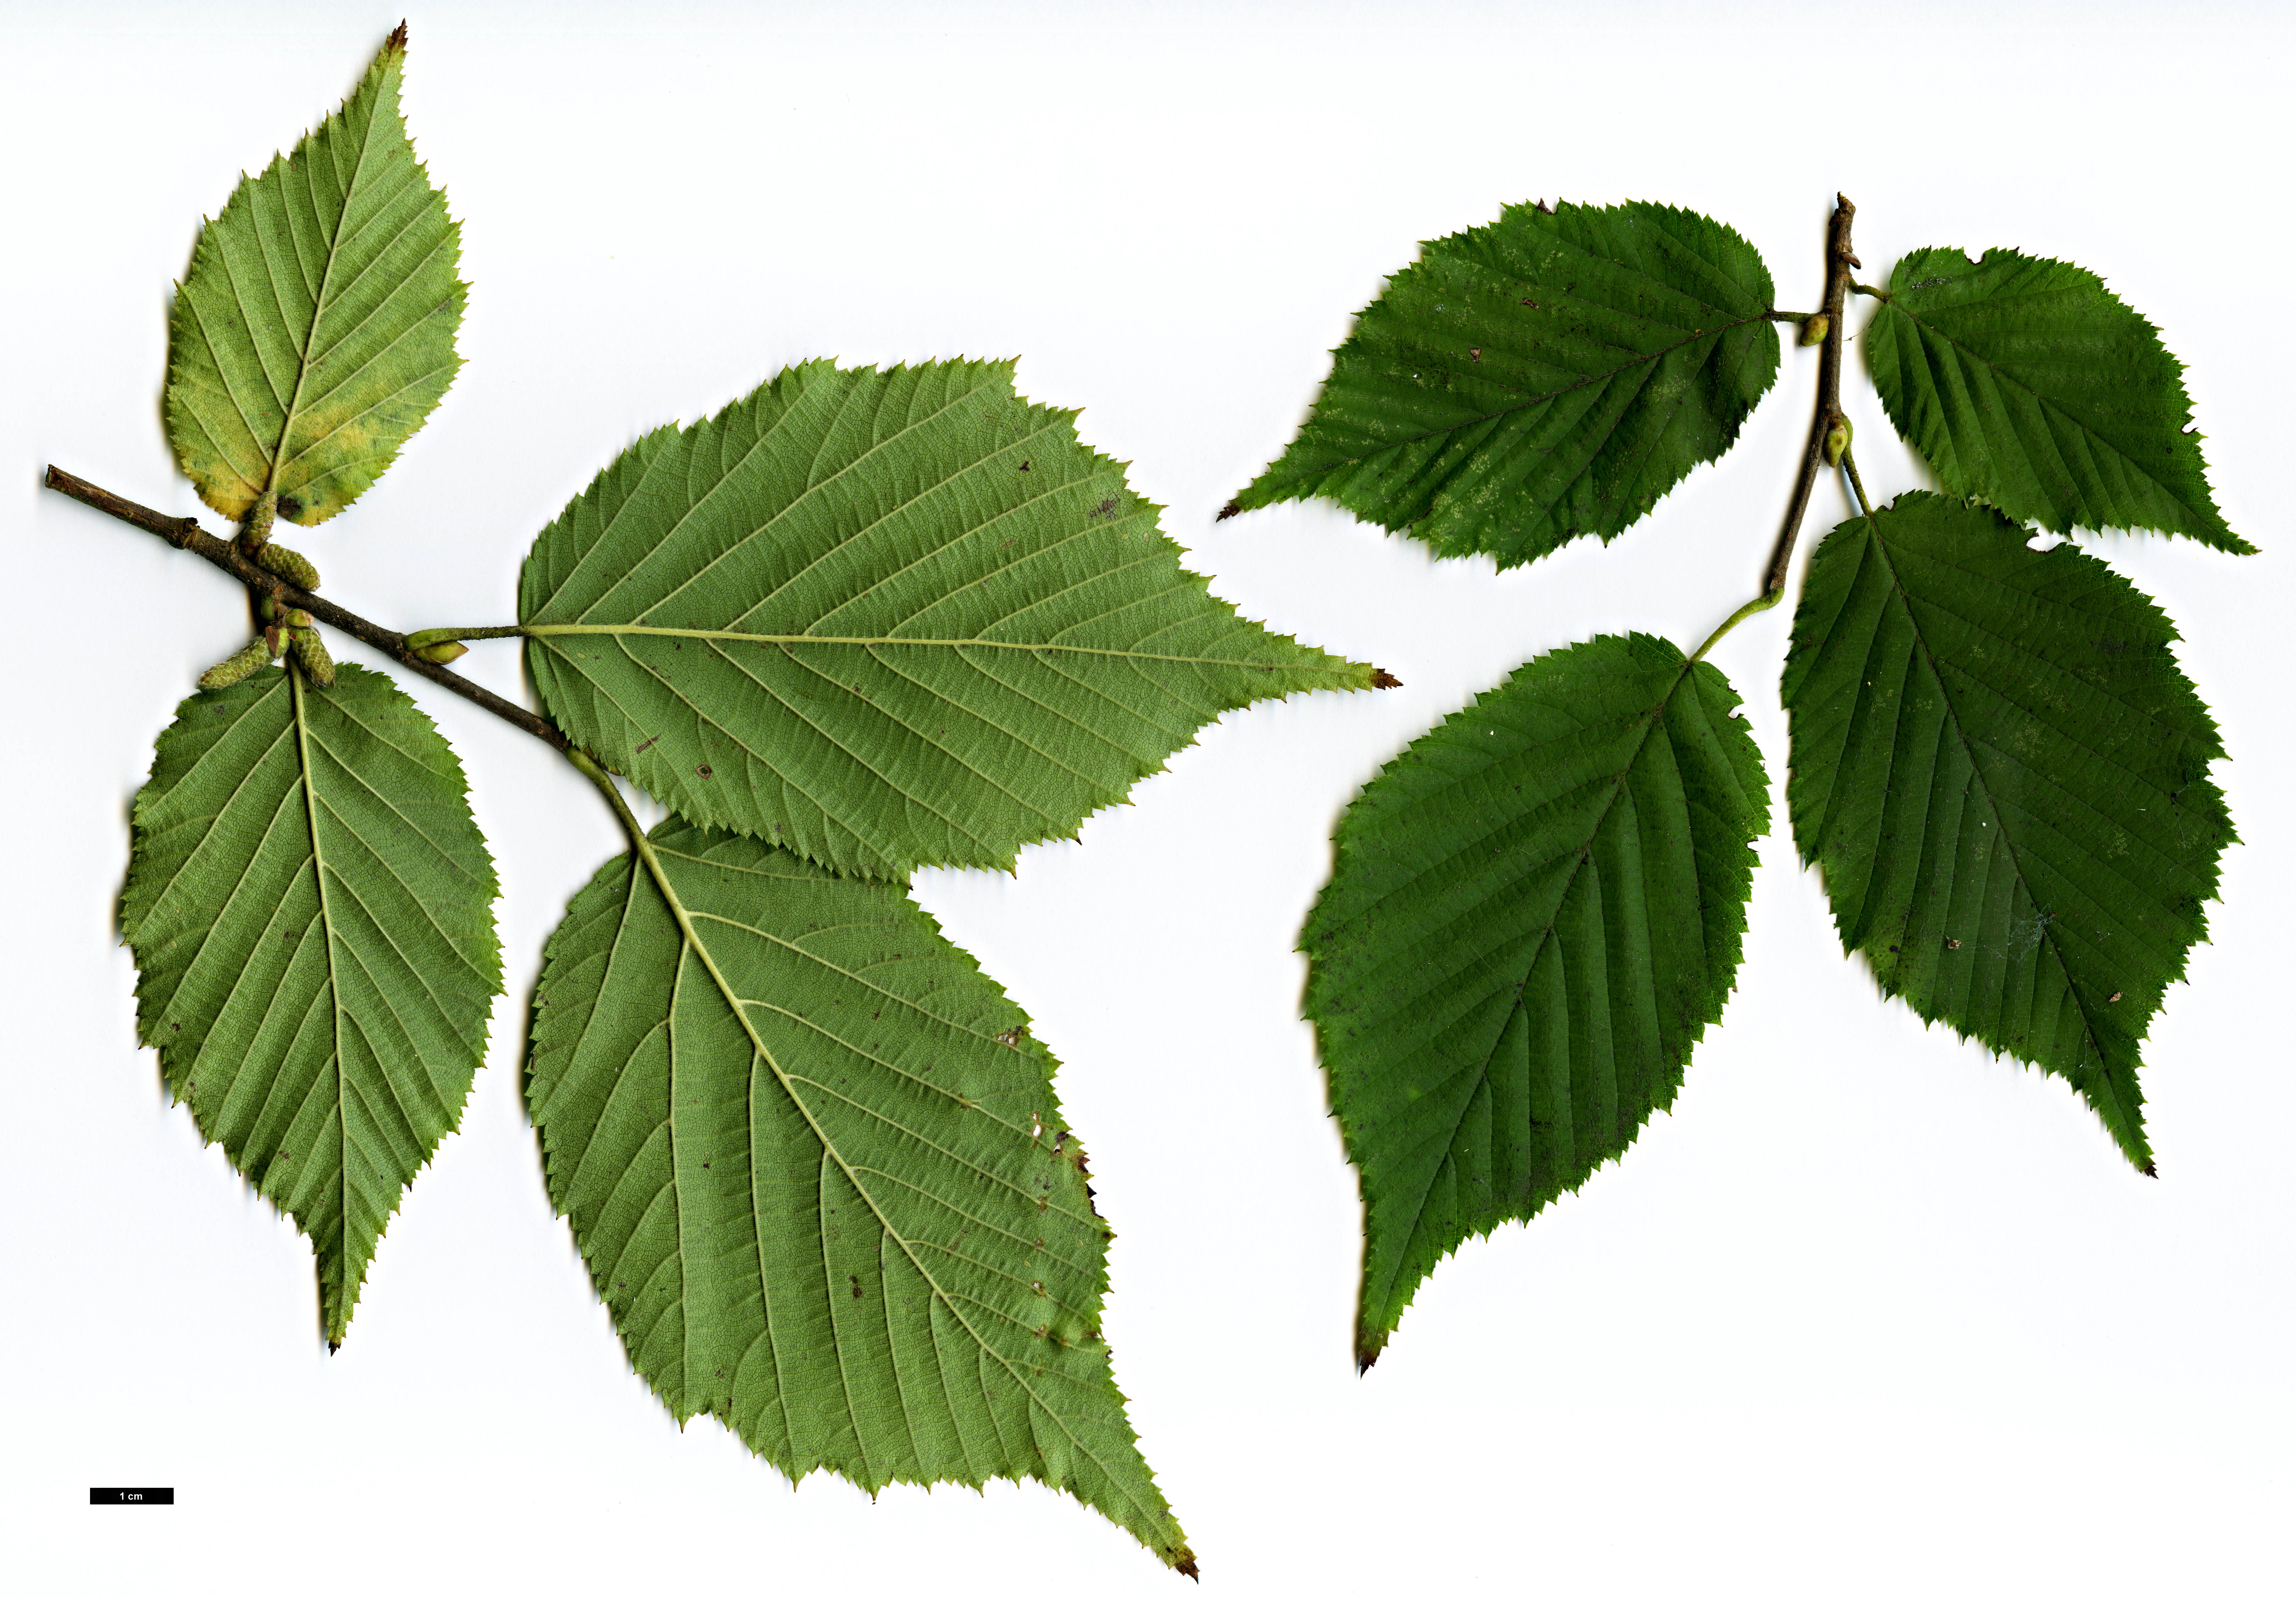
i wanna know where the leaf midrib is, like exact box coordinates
[263,66,391,499]
[530,624,1365,674]
[288,666,351,1329]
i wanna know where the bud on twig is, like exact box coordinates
[414,640,469,665]
[1825,414,1853,467]
[254,542,321,590]
[289,627,336,687]
[198,638,274,691]
[1799,314,1830,346]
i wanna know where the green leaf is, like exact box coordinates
[520,357,1382,880]
[122,662,502,1345]
[1227,201,1782,569]
[527,818,1194,1572]
[164,27,465,527]
[1782,493,2233,1171]
[1301,634,1769,1367]
[1865,247,2250,553]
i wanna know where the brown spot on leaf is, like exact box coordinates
[850,1274,862,1299]
[696,764,713,778]
[2109,991,2123,1003]
[1469,347,1481,362]
[1946,937,1961,949]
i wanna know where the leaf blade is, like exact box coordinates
[164,29,465,526]
[1782,493,2233,1169]
[1865,247,2248,552]
[1230,201,1782,568]
[122,662,502,1344]
[521,358,1380,878]
[1302,635,1768,1364]
[528,819,1193,1570]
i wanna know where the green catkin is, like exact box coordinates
[198,639,273,691]
[254,542,321,590]
[289,627,336,687]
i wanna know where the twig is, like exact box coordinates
[44,465,570,752]
[1762,195,1860,596]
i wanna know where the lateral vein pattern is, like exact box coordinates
[1783,493,2233,1170]
[521,358,1378,880]
[1864,247,2249,553]
[1231,200,1780,568]
[122,663,500,1345]
[1303,634,1767,1364]
[528,820,1194,1570]
[163,30,464,527]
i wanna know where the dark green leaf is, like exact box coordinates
[528,820,1193,1570]
[1302,634,1768,1366]
[1865,247,2249,553]
[521,358,1382,881]
[1782,493,2233,1171]
[122,662,501,1345]
[1229,201,1782,568]
[164,28,465,527]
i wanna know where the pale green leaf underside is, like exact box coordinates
[1783,493,2233,1172]
[521,358,1379,879]
[1865,247,2249,553]
[122,662,502,1345]
[165,32,464,526]
[1231,200,1781,569]
[1303,635,1768,1366]
[528,820,1193,1570]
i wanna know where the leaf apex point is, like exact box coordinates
[1370,668,1402,689]
[1215,499,1243,522]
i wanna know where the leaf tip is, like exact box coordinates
[1215,499,1242,522]
[1370,668,1402,690]
[385,19,409,53]
[1175,1555,1200,1581]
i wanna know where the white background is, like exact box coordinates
[4,4,2290,1593]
